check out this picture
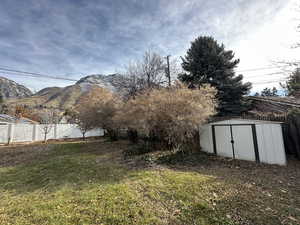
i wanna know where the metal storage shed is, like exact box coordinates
[199,119,286,165]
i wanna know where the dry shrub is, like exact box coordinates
[122,82,217,151]
[73,87,122,140]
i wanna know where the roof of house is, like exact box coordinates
[247,96,300,113]
[0,114,38,124]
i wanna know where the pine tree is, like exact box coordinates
[0,93,4,114]
[282,68,300,97]
[179,36,252,116]
[0,93,3,105]
[260,87,278,97]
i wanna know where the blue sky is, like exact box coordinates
[0,0,299,92]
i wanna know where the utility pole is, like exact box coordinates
[166,55,171,87]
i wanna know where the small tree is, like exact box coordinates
[76,87,122,141]
[122,82,216,151]
[65,108,94,140]
[36,109,60,143]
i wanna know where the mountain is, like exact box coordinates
[6,74,125,110]
[0,77,32,99]
[35,87,63,97]
[76,74,125,93]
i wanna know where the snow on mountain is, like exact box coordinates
[0,77,32,99]
[76,74,124,93]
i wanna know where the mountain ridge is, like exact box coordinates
[5,74,125,110]
[0,76,32,99]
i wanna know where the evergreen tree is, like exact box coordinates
[179,36,252,116]
[281,68,300,97]
[260,87,278,97]
[0,93,4,114]
[0,93,3,104]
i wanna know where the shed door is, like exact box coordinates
[231,126,256,161]
[215,126,233,158]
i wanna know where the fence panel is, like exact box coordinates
[0,123,104,144]
[0,125,8,143]
[86,128,104,137]
[13,124,34,142]
[36,124,55,141]
[56,124,82,139]
[56,124,104,139]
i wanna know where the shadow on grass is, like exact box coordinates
[0,141,132,195]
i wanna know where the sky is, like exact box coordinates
[0,0,299,92]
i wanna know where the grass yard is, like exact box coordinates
[0,139,299,225]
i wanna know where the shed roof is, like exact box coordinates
[208,118,283,125]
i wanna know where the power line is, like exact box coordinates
[0,64,291,87]
[244,72,284,78]
[251,79,286,85]
[0,67,77,82]
[236,65,290,73]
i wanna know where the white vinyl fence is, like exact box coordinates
[0,123,104,144]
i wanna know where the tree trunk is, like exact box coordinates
[127,129,138,143]
[44,132,47,143]
[107,129,118,141]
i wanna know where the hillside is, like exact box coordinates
[6,74,124,110]
[0,77,32,99]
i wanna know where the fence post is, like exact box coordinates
[7,123,14,145]
[32,124,38,142]
[54,124,58,140]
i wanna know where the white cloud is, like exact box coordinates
[230,0,300,92]
[0,0,298,93]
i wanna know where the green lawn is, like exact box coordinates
[0,140,299,225]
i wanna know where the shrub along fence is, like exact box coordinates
[0,123,104,144]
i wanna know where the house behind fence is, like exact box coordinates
[0,123,104,144]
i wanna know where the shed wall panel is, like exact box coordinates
[199,125,214,153]
[215,126,233,158]
[256,124,286,165]
[232,126,256,161]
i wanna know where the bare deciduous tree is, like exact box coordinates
[121,50,167,98]
[65,108,94,140]
[36,109,60,143]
